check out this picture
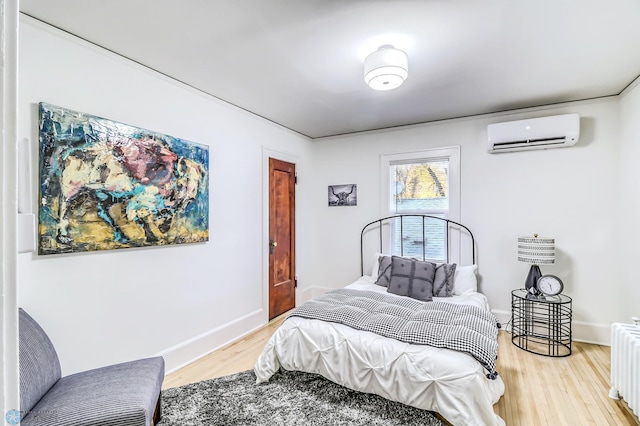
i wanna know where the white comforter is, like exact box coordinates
[255,277,505,426]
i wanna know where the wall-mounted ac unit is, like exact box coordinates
[487,113,580,153]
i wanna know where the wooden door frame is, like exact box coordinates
[261,148,298,323]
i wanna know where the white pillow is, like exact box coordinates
[453,264,478,295]
[370,252,384,278]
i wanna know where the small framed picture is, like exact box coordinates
[328,184,357,207]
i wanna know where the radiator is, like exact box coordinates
[609,322,640,417]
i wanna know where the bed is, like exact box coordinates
[255,215,505,426]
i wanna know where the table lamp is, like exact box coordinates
[517,234,555,295]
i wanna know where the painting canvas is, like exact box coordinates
[38,102,209,255]
[328,184,357,206]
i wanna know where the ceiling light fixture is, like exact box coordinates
[364,45,408,91]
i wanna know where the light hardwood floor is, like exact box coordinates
[164,315,639,425]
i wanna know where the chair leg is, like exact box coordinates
[153,392,162,425]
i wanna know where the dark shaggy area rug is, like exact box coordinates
[158,369,445,426]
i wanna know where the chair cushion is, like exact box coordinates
[19,308,62,414]
[21,357,165,426]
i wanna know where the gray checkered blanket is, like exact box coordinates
[288,289,499,378]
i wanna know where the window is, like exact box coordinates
[380,147,460,263]
[390,159,449,214]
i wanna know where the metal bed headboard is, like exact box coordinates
[360,214,476,276]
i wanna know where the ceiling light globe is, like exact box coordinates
[366,67,408,91]
[364,45,408,91]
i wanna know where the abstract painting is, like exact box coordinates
[328,184,357,206]
[38,103,209,255]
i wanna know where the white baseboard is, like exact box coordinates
[159,308,265,375]
[163,287,334,375]
[572,320,611,346]
[162,287,335,374]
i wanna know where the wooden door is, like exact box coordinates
[269,158,296,319]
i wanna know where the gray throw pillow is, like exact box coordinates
[433,263,457,297]
[387,256,436,301]
[375,255,392,287]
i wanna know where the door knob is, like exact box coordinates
[269,239,277,254]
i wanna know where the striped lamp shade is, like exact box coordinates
[518,235,555,264]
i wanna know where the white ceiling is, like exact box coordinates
[19,0,640,139]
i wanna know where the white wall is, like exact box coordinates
[17,17,313,375]
[1,0,20,416]
[308,98,622,344]
[619,80,640,325]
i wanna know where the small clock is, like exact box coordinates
[537,274,564,296]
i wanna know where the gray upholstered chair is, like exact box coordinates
[19,308,164,426]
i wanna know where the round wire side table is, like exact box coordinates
[511,289,572,357]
